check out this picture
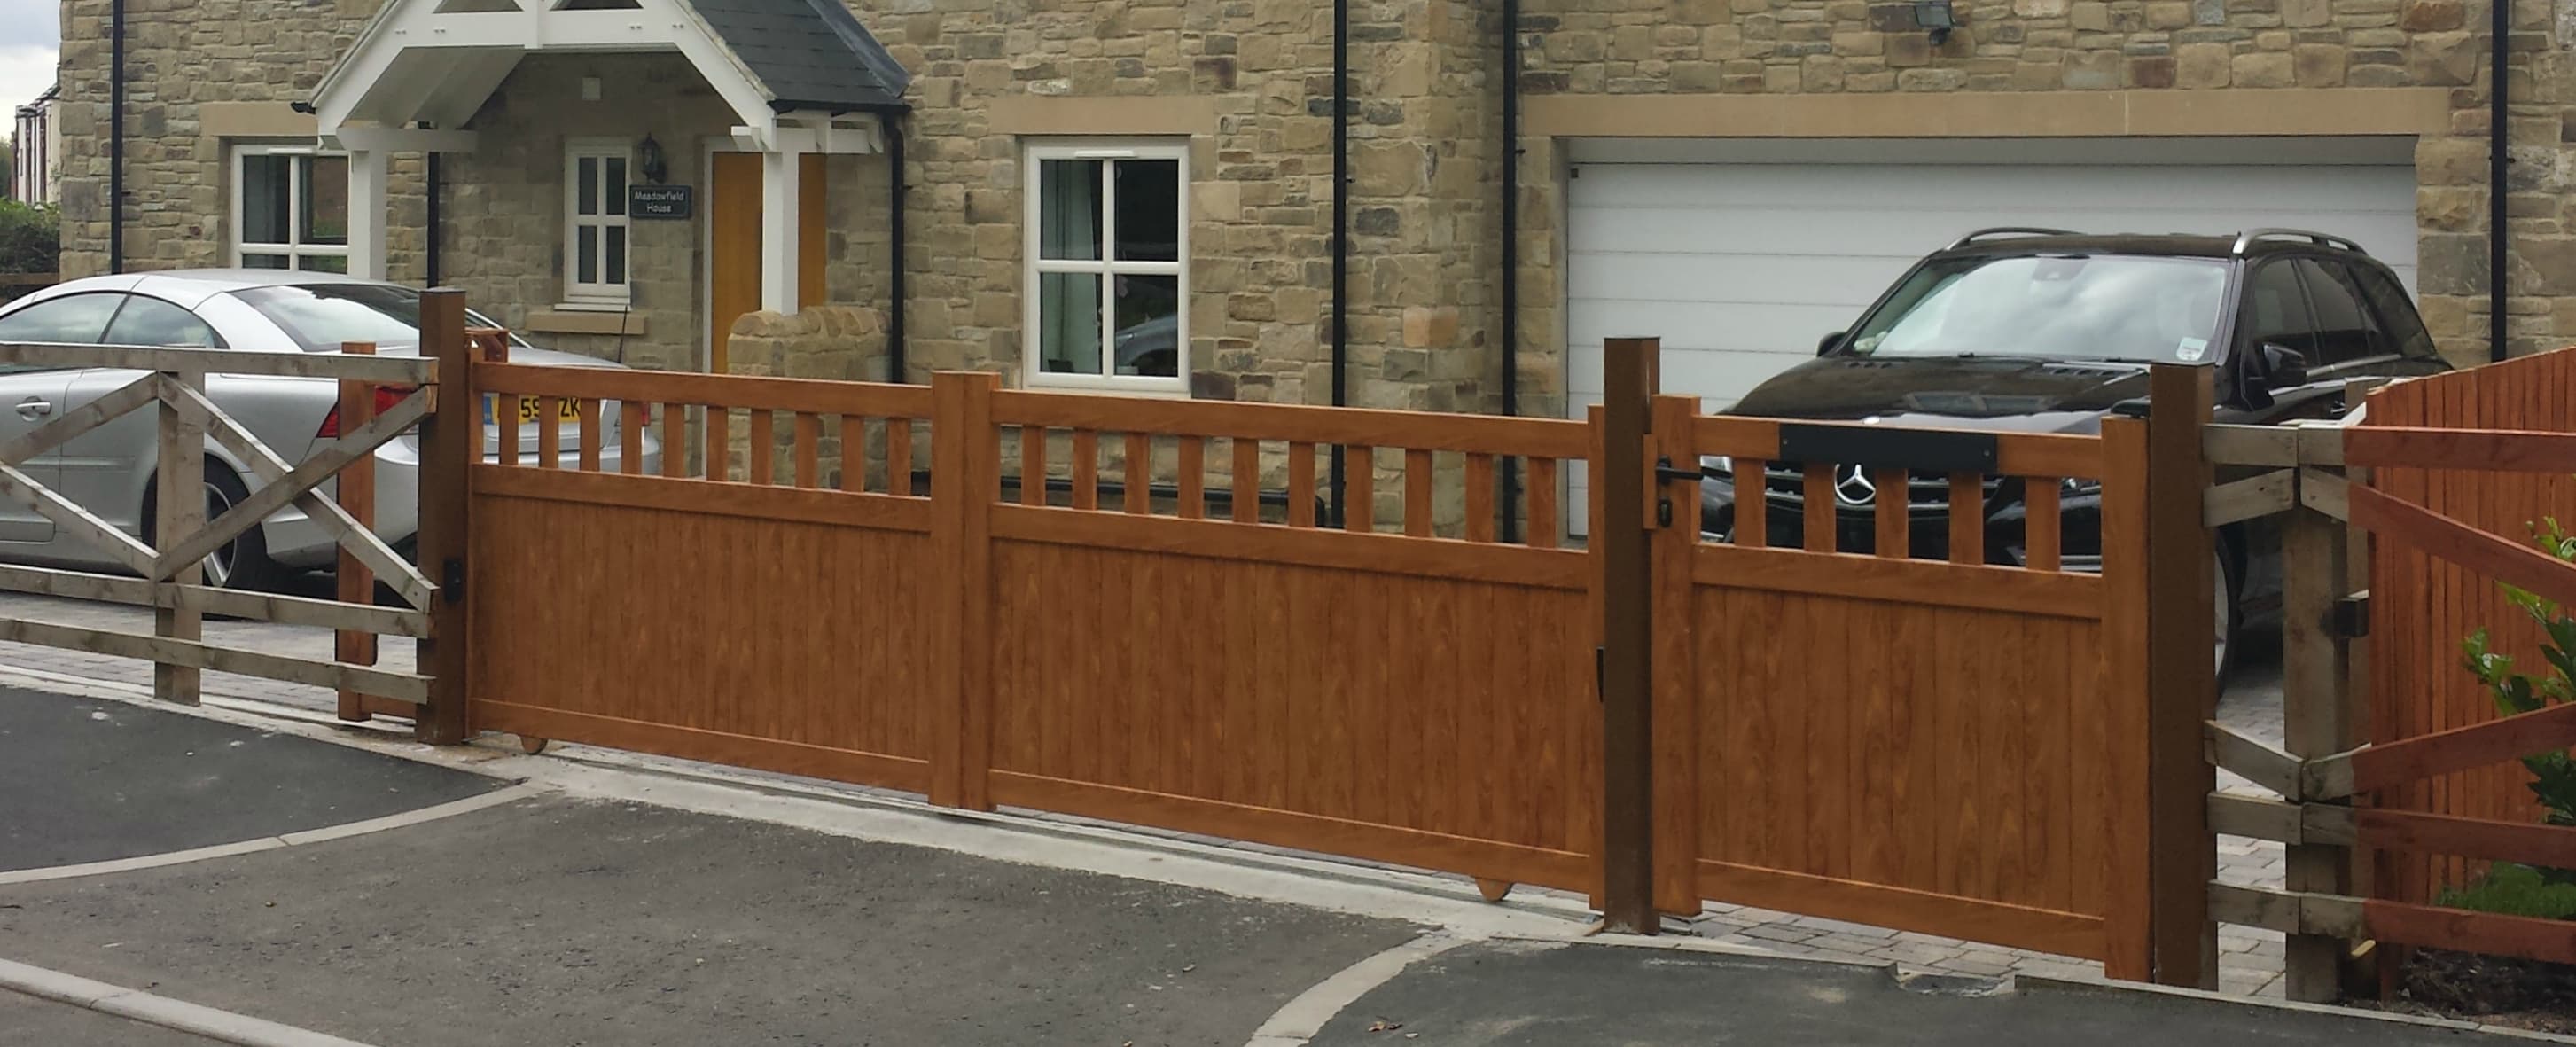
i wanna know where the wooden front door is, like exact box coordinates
[706,152,830,374]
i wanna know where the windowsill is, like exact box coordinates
[526,309,648,337]
[1024,377,1193,400]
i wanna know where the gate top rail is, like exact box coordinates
[476,361,933,418]
[0,340,439,385]
[1690,414,2105,480]
[990,387,1591,460]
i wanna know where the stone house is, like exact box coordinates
[41,0,2552,440]
[13,83,61,207]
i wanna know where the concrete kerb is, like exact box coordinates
[0,959,383,1047]
[2010,974,2576,1045]
[0,784,544,887]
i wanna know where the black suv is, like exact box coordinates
[1697,228,2450,676]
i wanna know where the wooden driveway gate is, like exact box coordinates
[447,318,2156,976]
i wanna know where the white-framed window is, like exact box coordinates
[563,138,633,308]
[1023,140,1188,391]
[232,145,350,273]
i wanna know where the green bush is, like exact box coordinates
[0,199,59,275]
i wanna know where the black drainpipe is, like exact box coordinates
[886,112,908,383]
[1327,0,1350,524]
[108,0,126,273]
[425,150,443,285]
[1498,0,1523,543]
[2489,1,2509,363]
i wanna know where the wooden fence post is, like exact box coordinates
[154,368,207,705]
[930,370,1000,810]
[2099,414,2155,981]
[1599,336,1659,934]
[415,289,474,745]
[2143,363,2219,988]
[2283,420,2358,1002]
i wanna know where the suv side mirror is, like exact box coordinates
[2259,342,2310,387]
[1817,331,1846,356]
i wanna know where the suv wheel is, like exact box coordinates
[2214,546,2241,684]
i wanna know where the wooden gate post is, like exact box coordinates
[2281,420,2358,1003]
[336,340,384,723]
[415,289,475,745]
[2143,364,2219,988]
[1649,390,1701,917]
[929,370,1001,811]
[1599,336,1659,934]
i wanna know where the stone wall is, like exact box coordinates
[54,0,430,284]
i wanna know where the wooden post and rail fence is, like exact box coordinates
[3,290,2573,1000]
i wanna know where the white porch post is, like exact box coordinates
[760,147,800,316]
[347,149,391,281]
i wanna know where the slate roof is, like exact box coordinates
[685,0,911,113]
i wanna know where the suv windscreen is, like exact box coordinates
[230,284,527,353]
[1843,254,2229,364]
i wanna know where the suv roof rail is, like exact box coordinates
[2232,228,2367,256]
[1945,227,2081,251]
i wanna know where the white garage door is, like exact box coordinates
[1560,137,2421,527]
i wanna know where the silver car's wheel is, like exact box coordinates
[2214,548,2236,682]
[148,465,275,592]
[198,478,238,589]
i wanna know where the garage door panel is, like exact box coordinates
[1575,162,2415,211]
[1569,252,1907,310]
[1570,299,1870,360]
[1566,342,1802,406]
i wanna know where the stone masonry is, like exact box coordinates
[47,0,2576,413]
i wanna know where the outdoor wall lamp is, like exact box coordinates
[1914,0,1955,43]
[638,134,669,184]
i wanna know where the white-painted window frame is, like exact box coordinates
[563,137,634,309]
[230,143,351,273]
[1022,138,1190,395]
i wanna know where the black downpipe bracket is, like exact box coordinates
[887,113,908,384]
[109,0,126,273]
[1327,0,1350,525]
[2490,0,2510,363]
[1498,0,1523,543]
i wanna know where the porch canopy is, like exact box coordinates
[306,0,910,314]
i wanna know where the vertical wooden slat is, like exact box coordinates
[705,406,730,482]
[1735,459,1768,548]
[1290,443,1318,527]
[1232,437,1260,523]
[1125,432,1151,514]
[620,402,645,476]
[1598,337,1657,933]
[538,396,563,469]
[1529,457,1559,548]
[1404,449,1434,537]
[2025,480,2062,572]
[1072,429,1098,509]
[1020,424,1048,505]
[334,343,379,723]
[496,390,519,467]
[1649,393,1701,915]
[793,413,820,488]
[1802,463,1836,553]
[747,410,774,486]
[660,403,684,478]
[1948,473,1983,565]
[1872,467,1907,559]
[2283,424,2355,1003]
[930,371,1002,811]
[888,418,914,496]
[1344,445,1374,532]
[1465,452,1497,543]
[1177,436,1205,519]
[576,398,602,473]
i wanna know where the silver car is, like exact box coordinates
[0,270,658,589]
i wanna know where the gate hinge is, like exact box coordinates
[1595,646,1606,703]
[2332,590,2369,639]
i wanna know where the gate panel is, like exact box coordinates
[1664,410,2151,973]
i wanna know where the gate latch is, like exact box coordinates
[442,558,467,605]
[1653,457,1700,528]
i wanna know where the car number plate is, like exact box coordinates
[482,395,582,426]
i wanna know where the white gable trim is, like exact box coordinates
[310,0,777,137]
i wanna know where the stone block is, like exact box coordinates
[2232,51,2293,86]
[2175,41,2233,86]
[2125,54,2177,87]
[1402,306,1460,348]
[2402,0,2467,27]
[2292,43,2347,86]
